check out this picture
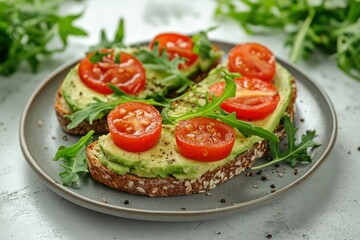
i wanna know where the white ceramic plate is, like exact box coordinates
[20,41,337,222]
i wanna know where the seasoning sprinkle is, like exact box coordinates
[123,200,129,205]
[220,198,226,203]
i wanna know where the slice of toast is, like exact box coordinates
[85,80,296,197]
[54,61,220,135]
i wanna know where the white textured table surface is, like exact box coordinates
[1,0,359,239]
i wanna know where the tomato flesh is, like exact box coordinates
[107,102,162,152]
[209,77,280,121]
[228,43,276,82]
[175,117,235,162]
[149,33,198,69]
[79,50,146,95]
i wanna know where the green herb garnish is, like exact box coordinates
[252,116,320,170]
[162,69,279,142]
[0,0,87,76]
[192,26,220,60]
[88,18,125,52]
[53,130,94,187]
[65,85,169,130]
[133,43,194,94]
[114,49,121,64]
[88,51,111,63]
[215,0,360,81]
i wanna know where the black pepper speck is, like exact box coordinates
[261,175,267,181]
[256,170,263,175]
[267,234,272,239]
[220,198,226,203]
[123,200,129,205]
[270,184,275,189]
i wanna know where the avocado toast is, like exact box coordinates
[55,32,221,135]
[85,61,296,197]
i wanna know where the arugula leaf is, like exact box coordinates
[53,130,94,187]
[88,18,125,52]
[58,12,88,46]
[215,0,360,81]
[65,85,169,129]
[251,116,321,170]
[162,69,278,142]
[133,43,194,94]
[192,26,220,60]
[0,0,87,76]
[88,51,111,63]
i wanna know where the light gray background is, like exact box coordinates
[1,0,359,239]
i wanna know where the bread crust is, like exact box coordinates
[86,79,297,197]
[54,85,109,135]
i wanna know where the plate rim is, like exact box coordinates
[19,40,337,221]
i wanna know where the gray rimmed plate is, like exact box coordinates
[19,41,337,222]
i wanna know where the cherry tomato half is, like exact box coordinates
[175,117,235,162]
[107,102,162,152]
[209,77,280,121]
[149,33,198,69]
[228,43,276,82]
[79,50,146,95]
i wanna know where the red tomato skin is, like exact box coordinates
[228,43,276,82]
[149,33,198,69]
[78,50,146,95]
[175,117,235,162]
[209,77,280,121]
[107,102,162,152]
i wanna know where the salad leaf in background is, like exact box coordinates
[0,0,87,76]
[215,0,360,81]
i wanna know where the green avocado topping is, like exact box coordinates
[98,64,293,180]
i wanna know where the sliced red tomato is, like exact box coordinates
[78,50,146,95]
[209,77,280,121]
[149,33,198,69]
[228,43,276,82]
[107,102,162,152]
[175,117,235,162]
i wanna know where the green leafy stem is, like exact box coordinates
[252,116,321,170]
[53,130,94,187]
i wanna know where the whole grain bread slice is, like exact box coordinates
[54,61,220,135]
[85,80,296,197]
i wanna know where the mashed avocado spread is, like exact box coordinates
[97,64,293,180]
